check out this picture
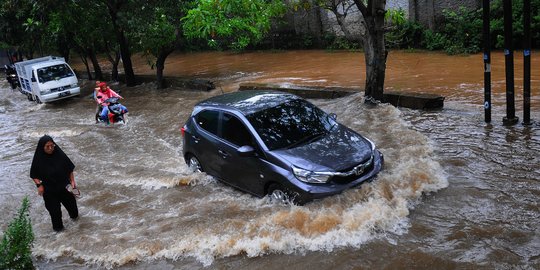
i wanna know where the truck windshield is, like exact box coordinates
[37,64,74,83]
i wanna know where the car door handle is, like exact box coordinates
[192,135,200,143]
[218,150,229,158]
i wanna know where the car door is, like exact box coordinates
[192,109,222,176]
[216,112,267,196]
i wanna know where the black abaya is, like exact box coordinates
[30,135,78,231]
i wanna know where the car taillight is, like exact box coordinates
[180,126,186,137]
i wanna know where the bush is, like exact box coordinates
[385,0,540,54]
[324,34,359,51]
[386,20,425,49]
[432,7,483,54]
[0,197,35,270]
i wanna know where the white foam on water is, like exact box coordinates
[27,93,448,268]
[0,83,449,268]
[25,129,85,139]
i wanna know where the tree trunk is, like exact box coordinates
[362,16,386,102]
[79,54,93,80]
[354,0,387,102]
[106,0,136,86]
[58,39,71,62]
[156,48,174,89]
[115,30,136,86]
[104,41,121,82]
[88,48,103,81]
[111,51,120,82]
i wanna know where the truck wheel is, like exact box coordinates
[35,96,42,104]
[27,94,33,101]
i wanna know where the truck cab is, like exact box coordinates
[15,56,80,103]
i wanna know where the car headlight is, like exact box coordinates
[292,166,331,184]
[70,83,78,88]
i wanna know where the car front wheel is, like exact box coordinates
[268,183,303,205]
[187,155,203,173]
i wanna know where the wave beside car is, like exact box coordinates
[181,90,383,205]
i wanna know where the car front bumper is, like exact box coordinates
[289,150,384,203]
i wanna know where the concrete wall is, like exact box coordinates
[286,0,479,41]
[319,0,409,39]
[286,0,410,41]
[409,0,481,30]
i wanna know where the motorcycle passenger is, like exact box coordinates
[95,82,127,124]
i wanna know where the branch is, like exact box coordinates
[353,0,368,16]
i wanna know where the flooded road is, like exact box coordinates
[0,50,539,269]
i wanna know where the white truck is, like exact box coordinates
[14,56,80,103]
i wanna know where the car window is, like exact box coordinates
[195,110,219,135]
[247,99,333,150]
[222,113,253,147]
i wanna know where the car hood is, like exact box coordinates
[272,125,373,172]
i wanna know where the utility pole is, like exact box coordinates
[523,0,532,125]
[483,0,491,123]
[503,0,519,125]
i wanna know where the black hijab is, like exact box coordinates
[30,135,75,192]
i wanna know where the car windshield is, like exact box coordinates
[246,99,335,150]
[37,64,74,83]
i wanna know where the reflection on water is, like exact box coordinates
[1,50,539,269]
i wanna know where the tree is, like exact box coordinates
[293,0,387,102]
[307,0,358,42]
[48,1,106,80]
[132,1,190,89]
[182,0,286,51]
[103,0,137,86]
[0,0,46,59]
[353,0,387,102]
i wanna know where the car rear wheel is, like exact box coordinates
[268,183,302,205]
[187,155,203,173]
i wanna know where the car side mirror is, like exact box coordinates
[329,113,337,120]
[237,145,255,157]
[31,77,36,82]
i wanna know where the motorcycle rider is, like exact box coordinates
[95,82,127,124]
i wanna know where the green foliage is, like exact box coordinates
[438,7,482,54]
[385,15,424,49]
[422,30,448,51]
[0,197,34,270]
[385,8,407,26]
[182,0,286,51]
[324,35,359,51]
[386,0,540,54]
[490,0,540,48]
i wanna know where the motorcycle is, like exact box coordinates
[95,97,128,124]
[4,64,19,89]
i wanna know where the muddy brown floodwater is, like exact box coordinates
[0,50,538,269]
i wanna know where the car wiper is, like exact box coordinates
[286,131,326,149]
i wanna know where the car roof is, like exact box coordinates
[196,90,302,115]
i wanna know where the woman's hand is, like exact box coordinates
[37,185,44,196]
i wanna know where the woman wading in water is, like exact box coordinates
[30,135,79,232]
